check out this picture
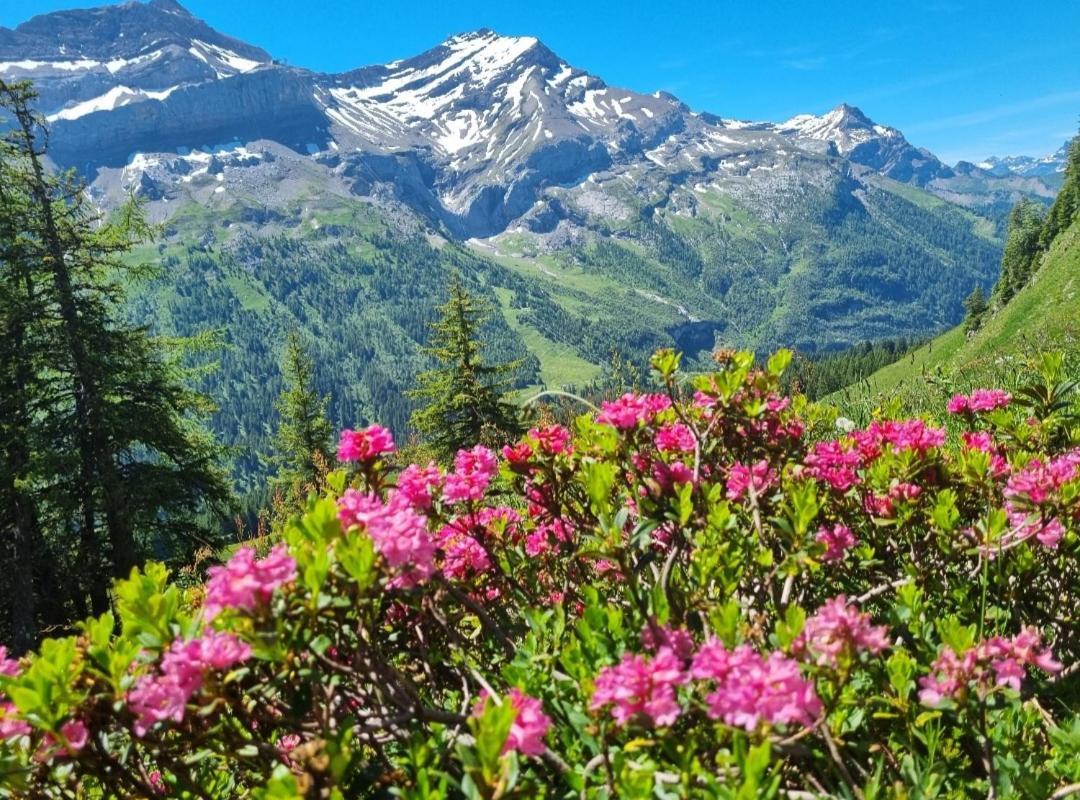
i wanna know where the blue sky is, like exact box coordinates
[5,0,1079,163]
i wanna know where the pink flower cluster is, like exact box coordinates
[529,425,572,455]
[396,461,442,510]
[655,422,696,453]
[338,490,436,586]
[128,632,251,736]
[805,420,945,491]
[524,517,575,557]
[0,648,28,743]
[337,424,396,463]
[868,419,947,456]
[596,393,672,430]
[204,544,297,619]
[503,689,552,756]
[863,481,923,518]
[962,432,1011,477]
[794,596,890,667]
[437,521,492,581]
[1003,507,1065,549]
[691,641,821,730]
[0,647,19,677]
[591,648,687,727]
[33,719,89,762]
[0,702,29,741]
[805,440,863,491]
[473,689,552,757]
[443,446,498,503]
[725,459,776,500]
[640,623,695,660]
[1006,451,1080,506]
[815,523,857,562]
[947,389,1012,415]
[919,627,1061,706]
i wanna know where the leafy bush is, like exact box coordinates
[1,350,1078,798]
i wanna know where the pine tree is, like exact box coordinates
[994,199,1045,304]
[270,330,333,504]
[1039,134,1080,249]
[408,275,523,460]
[962,284,988,335]
[0,80,232,638]
[0,113,48,650]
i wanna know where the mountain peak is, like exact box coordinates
[147,0,193,16]
[829,102,873,127]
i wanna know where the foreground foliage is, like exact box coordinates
[1,350,1078,798]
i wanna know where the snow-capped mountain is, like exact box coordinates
[0,0,270,114]
[1,0,1061,240]
[772,103,953,185]
[977,141,1072,178]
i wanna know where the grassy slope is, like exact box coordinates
[830,218,1080,416]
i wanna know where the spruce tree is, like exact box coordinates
[995,199,1044,304]
[408,275,523,460]
[0,80,231,637]
[270,330,333,504]
[0,116,48,649]
[1039,134,1080,249]
[962,284,988,334]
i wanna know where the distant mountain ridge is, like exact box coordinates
[976,142,1071,178]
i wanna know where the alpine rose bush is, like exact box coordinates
[1,348,1078,798]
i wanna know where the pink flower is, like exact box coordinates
[472,689,552,758]
[504,689,551,757]
[652,460,693,492]
[1004,451,1080,510]
[794,596,890,667]
[1004,508,1065,549]
[443,446,498,503]
[128,632,251,737]
[970,389,1012,412]
[919,628,1061,706]
[691,642,821,730]
[962,431,994,452]
[870,419,946,455]
[725,459,776,500]
[947,395,970,415]
[805,440,863,491]
[338,491,437,586]
[438,525,492,581]
[0,702,30,740]
[529,425,572,455]
[204,544,297,619]
[149,770,166,794]
[815,523,856,562]
[949,389,1012,414]
[59,719,88,754]
[591,648,687,727]
[640,623,695,660]
[693,391,718,409]
[655,422,696,453]
[0,646,19,677]
[502,441,534,471]
[596,393,671,430]
[278,734,301,755]
[396,462,442,510]
[337,424,395,463]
